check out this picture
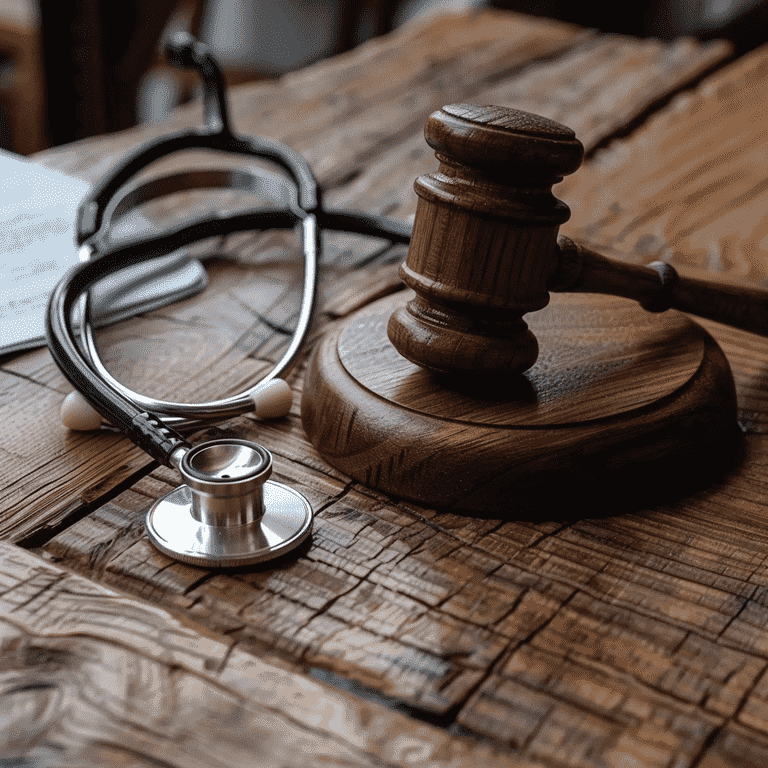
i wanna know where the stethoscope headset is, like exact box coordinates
[46,33,411,567]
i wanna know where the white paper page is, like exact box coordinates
[0,150,207,355]
[0,150,91,352]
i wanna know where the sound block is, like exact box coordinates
[301,291,740,515]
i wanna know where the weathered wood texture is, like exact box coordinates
[3,8,768,768]
[41,428,768,766]
[0,541,535,767]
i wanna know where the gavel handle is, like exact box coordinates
[553,236,768,336]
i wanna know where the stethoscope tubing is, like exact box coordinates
[77,130,322,245]
[78,211,318,426]
[45,32,412,466]
[47,201,412,457]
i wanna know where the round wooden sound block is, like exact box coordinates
[301,291,740,515]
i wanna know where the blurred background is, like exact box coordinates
[0,0,766,155]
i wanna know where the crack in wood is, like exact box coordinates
[17,461,158,551]
[583,41,735,161]
[0,367,63,394]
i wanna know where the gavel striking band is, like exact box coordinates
[388,103,768,377]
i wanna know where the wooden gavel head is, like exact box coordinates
[388,104,584,376]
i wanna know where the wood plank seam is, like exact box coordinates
[15,460,158,550]
[582,39,733,161]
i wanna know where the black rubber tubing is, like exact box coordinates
[47,206,412,465]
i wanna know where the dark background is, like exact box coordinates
[2,0,767,152]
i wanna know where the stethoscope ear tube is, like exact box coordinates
[46,249,192,466]
[46,208,305,465]
[76,131,320,245]
[74,29,324,246]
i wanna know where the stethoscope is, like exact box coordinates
[45,34,411,567]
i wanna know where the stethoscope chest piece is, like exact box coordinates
[145,439,313,567]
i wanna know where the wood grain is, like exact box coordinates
[388,104,583,376]
[562,43,768,283]
[40,428,768,765]
[302,290,739,510]
[551,236,768,338]
[326,31,730,224]
[558,44,768,430]
[344,293,707,425]
[0,541,539,767]
[34,10,587,186]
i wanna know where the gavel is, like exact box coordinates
[388,103,768,377]
[301,102,749,511]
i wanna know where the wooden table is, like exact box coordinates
[3,9,768,766]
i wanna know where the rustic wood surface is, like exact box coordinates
[3,7,768,767]
[558,41,768,434]
[0,540,534,767]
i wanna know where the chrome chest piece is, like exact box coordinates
[146,438,313,567]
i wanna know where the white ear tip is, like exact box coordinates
[251,379,293,419]
[61,391,103,431]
